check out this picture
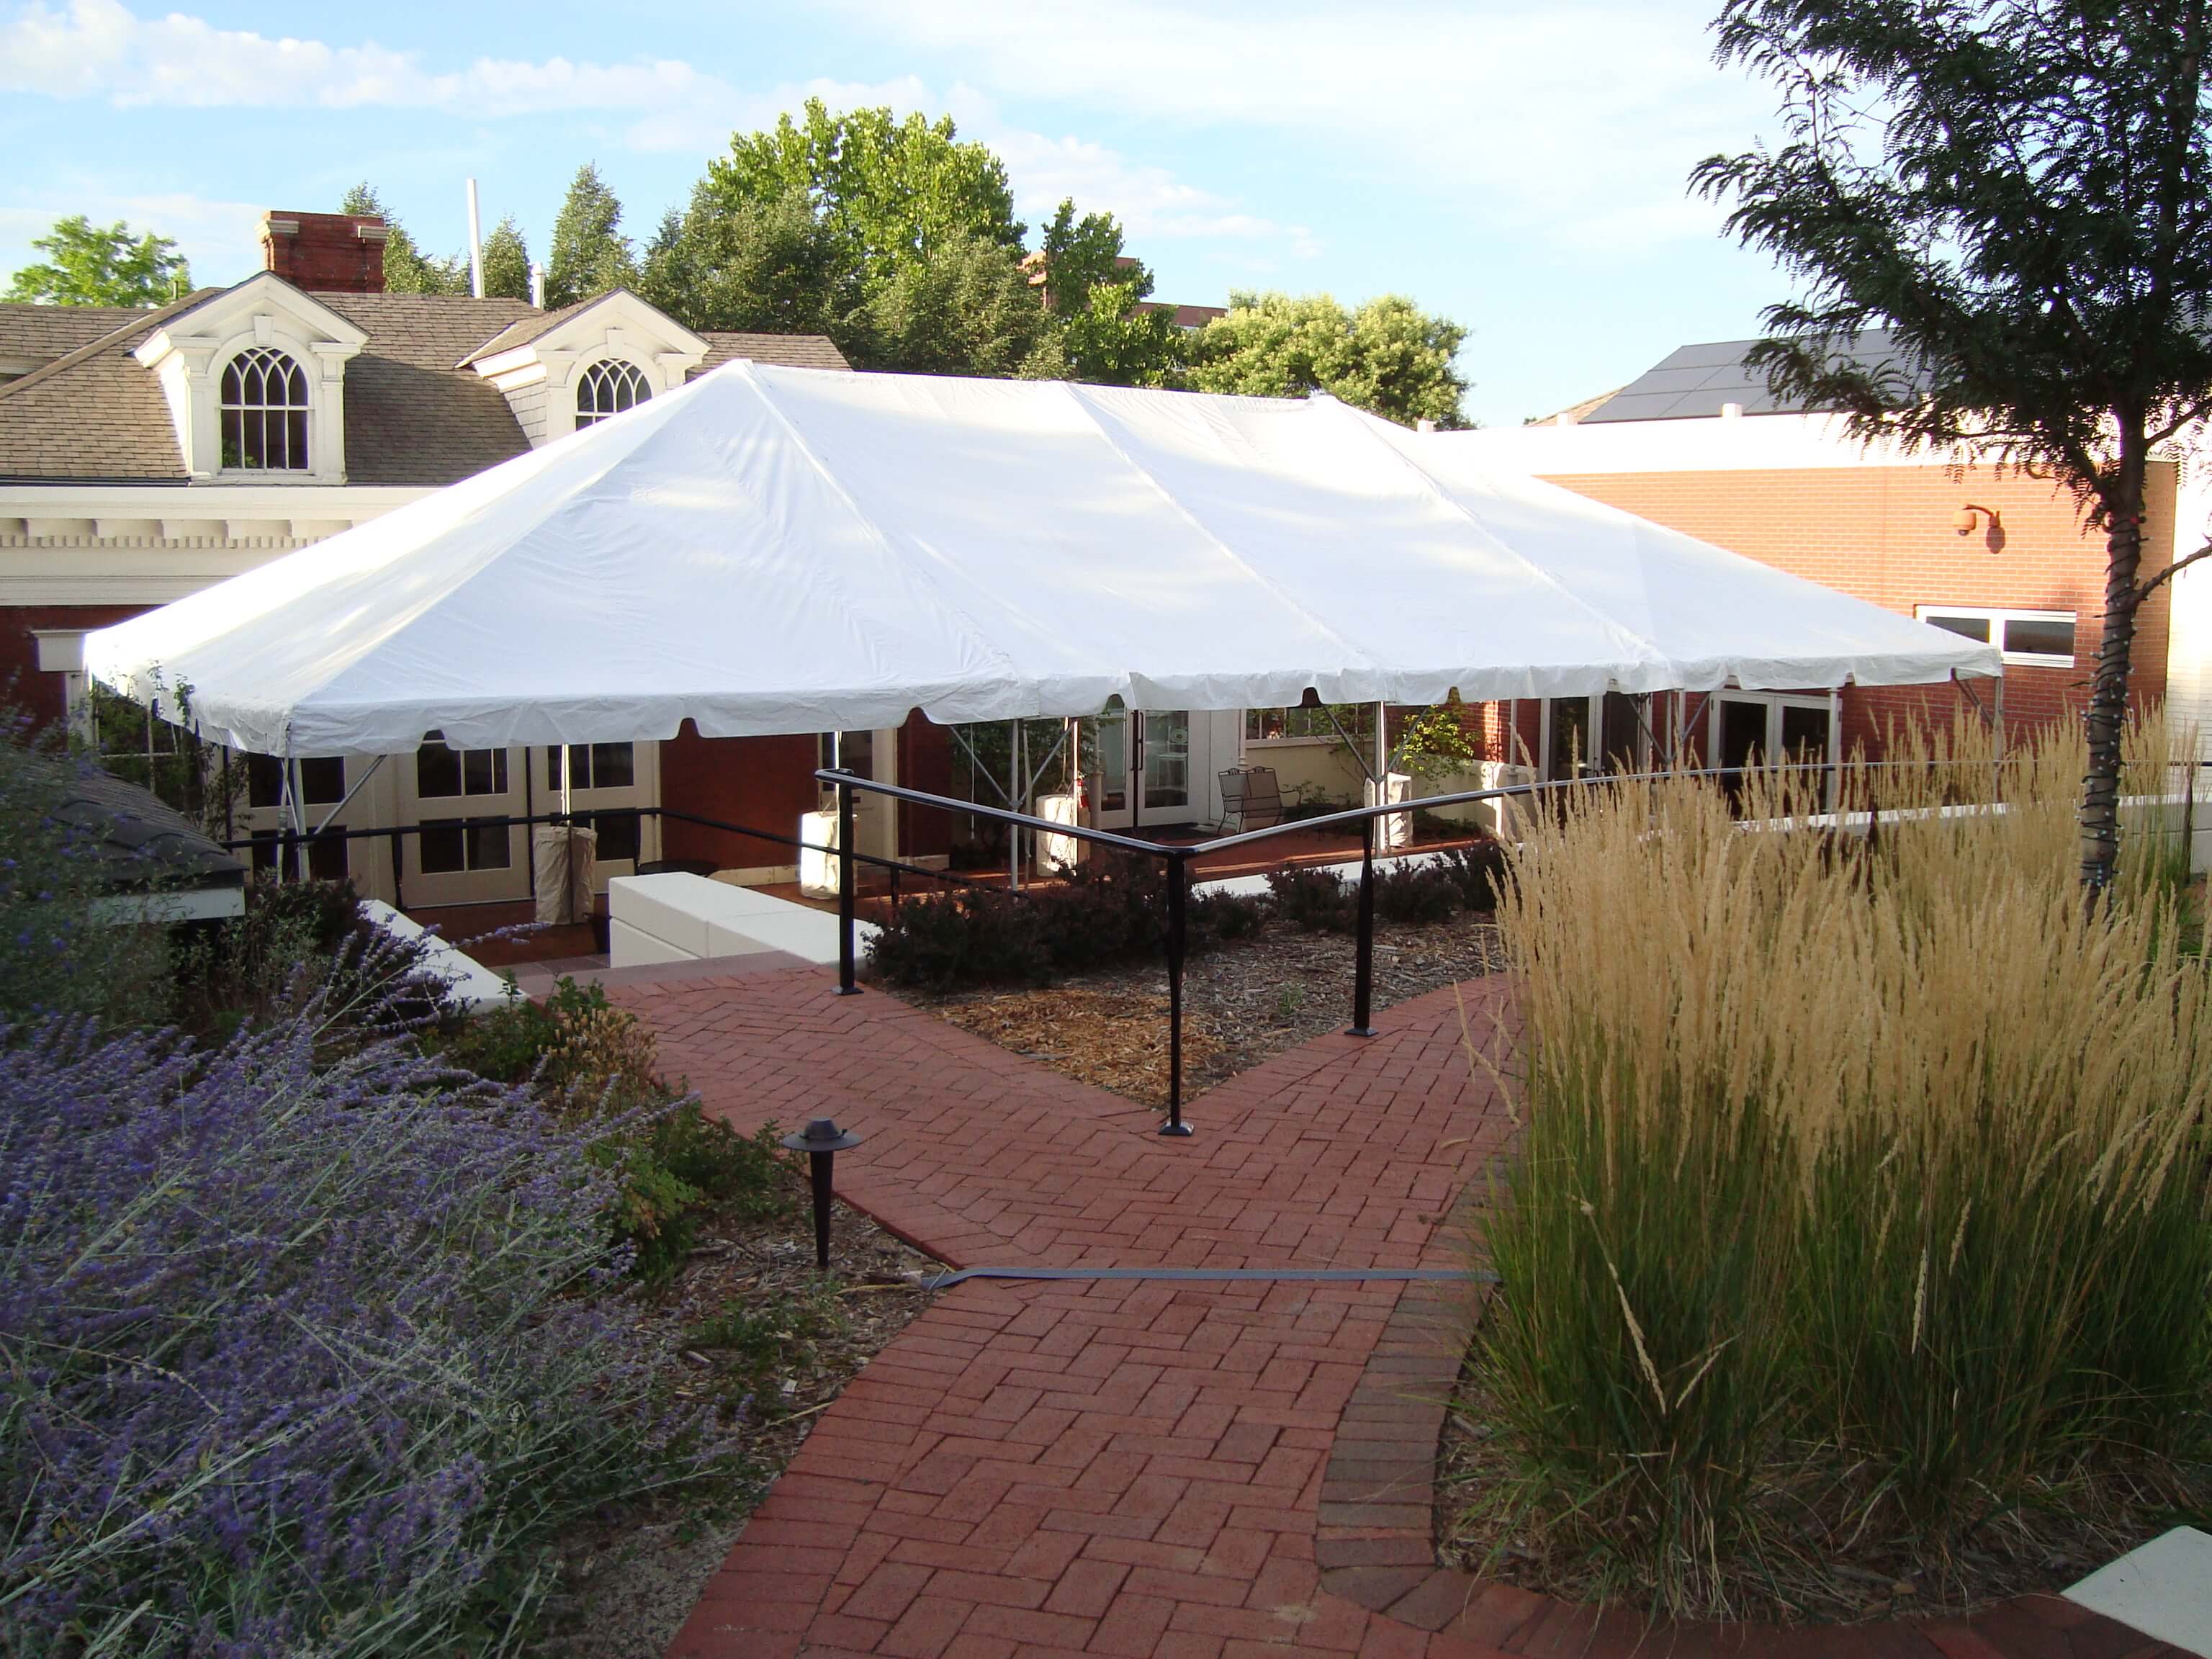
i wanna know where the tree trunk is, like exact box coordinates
[2079,442,2150,896]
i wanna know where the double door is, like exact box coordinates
[1089,703,1213,830]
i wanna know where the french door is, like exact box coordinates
[1089,703,1213,830]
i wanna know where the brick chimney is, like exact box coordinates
[260,211,389,294]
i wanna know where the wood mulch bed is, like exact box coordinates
[900,914,1509,1107]
[534,1169,943,1659]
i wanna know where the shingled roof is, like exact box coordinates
[0,280,850,485]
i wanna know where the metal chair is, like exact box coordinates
[1218,765,1284,833]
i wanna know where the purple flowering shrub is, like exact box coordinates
[0,999,710,1657]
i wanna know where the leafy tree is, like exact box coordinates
[1694,0,2212,896]
[479,214,532,302]
[1186,292,1469,426]
[862,233,1054,377]
[546,162,634,309]
[339,184,466,296]
[709,99,1024,277]
[1030,200,1186,387]
[4,215,189,307]
[637,189,860,339]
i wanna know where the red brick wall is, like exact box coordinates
[1539,462,2176,753]
[261,212,386,294]
[657,729,823,869]
[0,604,150,729]
[896,714,953,860]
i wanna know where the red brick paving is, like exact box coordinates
[615,968,2175,1659]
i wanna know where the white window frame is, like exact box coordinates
[573,355,655,430]
[1915,603,2077,668]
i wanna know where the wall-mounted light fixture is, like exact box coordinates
[1954,503,2002,536]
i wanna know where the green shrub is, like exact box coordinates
[438,976,792,1279]
[1439,837,1510,912]
[1372,858,1462,925]
[868,884,1052,988]
[1191,886,1267,941]
[1266,864,1357,932]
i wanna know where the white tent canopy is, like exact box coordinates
[84,362,2000,759]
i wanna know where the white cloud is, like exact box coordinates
[0,1,1328,266]
[825,0,1765,258]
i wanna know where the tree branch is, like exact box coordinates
[2136,536,2212,602]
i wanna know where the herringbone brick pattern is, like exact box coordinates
[616,968,2172,1659]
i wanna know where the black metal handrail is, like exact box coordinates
[818,756,2212,1136]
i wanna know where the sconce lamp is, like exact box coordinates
[1954,503,2001,536]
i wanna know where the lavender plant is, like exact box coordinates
[0,992,711,1657]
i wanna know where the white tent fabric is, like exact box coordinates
[84,362,2000,758]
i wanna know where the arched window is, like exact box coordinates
[575,359,652,428]
[219,347,310,471]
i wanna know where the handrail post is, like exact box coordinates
[1349,812,1377,1037]
[1161,850,1192,1137]
[389,827,406,913]
[835,769,861,997]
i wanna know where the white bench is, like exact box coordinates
[608,872,879,968]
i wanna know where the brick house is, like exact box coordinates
[1413,337,2198,778]
[0,208,862,907]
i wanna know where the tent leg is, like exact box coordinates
[1349,814,1377,1038]
[1009,719,1022,892]
[1161,850,1192,1136]
[836,770,860,997]
[1827,688,1843,814]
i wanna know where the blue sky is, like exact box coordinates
[0,0,1799,426]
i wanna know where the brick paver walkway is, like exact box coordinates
[617,967,2173,1659]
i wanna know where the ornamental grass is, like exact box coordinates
[1468,714,2212,1618]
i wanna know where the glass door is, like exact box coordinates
[1087,704,1210,830]
[1089,700,1133,830]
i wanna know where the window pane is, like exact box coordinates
[306,832,347,881]
[590,743,634,789]
[592,809,641,864]
[247,752,284,808]
[1779,706,1830,762]
[220,408,244,469]
[462,747,494,796]
[420,820,465,873]
[300,757,345,804]
[417,742,462,799]
[547,747,567,791]
[284,408,308,471]
[466,819,511,870]
[1924,613,1992,642]
[2002,616,2075,660]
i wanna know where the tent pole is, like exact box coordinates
[1009,719,1022,892]
[1673,691,1686,774]
[559,745,575,925]
[1991,673,2006,803]
[1826,688,1843,814]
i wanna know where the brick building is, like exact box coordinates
[0,209,860,907]
[1421,337,2199,777]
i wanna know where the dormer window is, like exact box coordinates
[220,346,310,471]
[575,359,651,429]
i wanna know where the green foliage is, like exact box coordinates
[711,98,1025,276]
[0,718,172,1025]
[439,976,792,1281]
[691,1282,846,1407]
[1392,700,1479,780]
[1187,291,1470,426]
[340,182,467,295]
[545,161,634,307]
[4,213,189,306]
[1056,278,1187,387]
[1372,859,1462,925]
[1265,864,1357,933]
[1694,1,2212,891]
[480,213,532,302]
[639,189,861,338]
[862,231,1055,377]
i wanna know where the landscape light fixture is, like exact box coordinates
[782,1117,863,1272]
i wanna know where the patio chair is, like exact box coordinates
[1218,766,1284,834]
